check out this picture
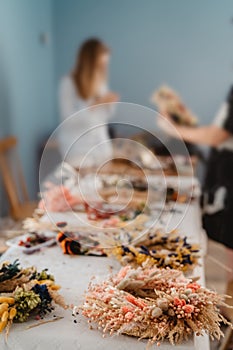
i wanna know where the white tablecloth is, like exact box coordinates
[0,187,210,349]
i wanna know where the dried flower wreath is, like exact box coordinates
[108,230,200,272]
[81,265,232,346]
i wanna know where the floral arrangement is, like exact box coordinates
[37,181,149,228]
[18,232,55,249]
[108,230,200,272]
[84,201,148,222]
[151,85,198,126]
[24,215,200,273]
[99,174,192,203]
[55,214,151,256]
[0,260,36,292]
[56,231,106,256]
[38,184,82,212]
[81,265,232,346]
[0,260,67,336]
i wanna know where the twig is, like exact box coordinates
[25,316,63,330]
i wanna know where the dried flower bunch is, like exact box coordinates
[0,260,67,336]
[81,265,232,346]
[24,210,149,235]
[151,85,198,127]
[0,260,36,293]
[38,184,82,212]
[38,180,149,218]
[56,231,107,256]
[55,214,150,256]
[107,230,200,272]
[85,201,149,222]
[23,215,200,274]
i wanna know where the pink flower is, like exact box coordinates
[102,217,120,228]
[125,294,146,309]
[125,311,134,321]
[38,184,82,212]
[187,283,200,292]
[173,297,186,307]
[117,266,130,279]
[122,306,134,314]
[183,304,194,314]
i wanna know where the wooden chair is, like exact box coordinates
[0,136,37,220]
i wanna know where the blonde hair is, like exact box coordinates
[72,38,110,100]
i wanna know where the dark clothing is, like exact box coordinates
[202,86,233,249]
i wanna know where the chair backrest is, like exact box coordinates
[0,136,29,218]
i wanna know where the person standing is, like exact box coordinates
[157,86,233,320]
[58,38,119,167]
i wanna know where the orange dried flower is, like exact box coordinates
[125,311,134,320]
[187,283,200,292]
[122,306,133,314]
[173,297,186,307]
[125,295,146,309]
[183,304,194,314]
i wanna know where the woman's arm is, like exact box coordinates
[93,92,119,105]
[157,114,231,147]
[174,124,231,147]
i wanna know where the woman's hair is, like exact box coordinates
[72,38,110,100]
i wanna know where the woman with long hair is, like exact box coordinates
[58,38,119,167]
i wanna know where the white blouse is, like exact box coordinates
[58,75,113,167]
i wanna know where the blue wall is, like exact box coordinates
[53,0,233,126]
[0,0,233,204]
[0,0,55,198]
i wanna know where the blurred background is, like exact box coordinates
[0,0,233,207]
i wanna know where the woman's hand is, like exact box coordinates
[95,92,119,105]
[157,108,178,137]
[157,108,231,146]
[105,91,119,103]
